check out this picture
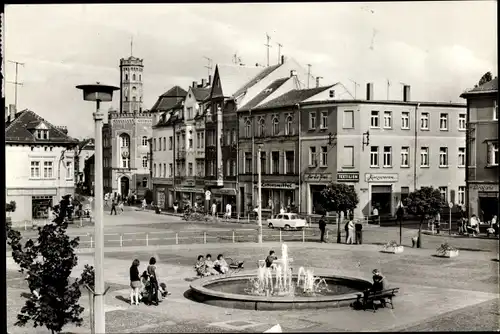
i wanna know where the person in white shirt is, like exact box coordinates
[469,214,479,236]
[225,203,232,220]
[212,202,217,217]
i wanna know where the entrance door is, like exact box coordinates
[371,185,392,216]
[120,177,130,197]
[479,196,499,223]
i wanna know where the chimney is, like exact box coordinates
[403,85,411,102]
[366,83,374,101]
[192,81,197,88]
[9,104,16,121]
[281,55,285,64]
[290,70,297,78]
[201,78,206,87]
[316,77,320,88]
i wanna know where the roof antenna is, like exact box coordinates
[265,33,272,67]
[203,56,213,77]
[307,64,312,88]
[277,42,283,65]
[130,36,133,57]
[349,79,360,99]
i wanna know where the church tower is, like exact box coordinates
[119,55,144,113]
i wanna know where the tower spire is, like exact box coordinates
[130,36,133,57]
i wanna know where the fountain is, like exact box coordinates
[189,243,372,310]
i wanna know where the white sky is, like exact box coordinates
[4,2,498,138]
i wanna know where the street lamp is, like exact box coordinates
[76,82,119,334]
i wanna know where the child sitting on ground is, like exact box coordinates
[214,254,229,274]
[204,254,219,275]
[195,255,209,277]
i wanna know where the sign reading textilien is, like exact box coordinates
[364,173,399,183]
[336,172,360,182]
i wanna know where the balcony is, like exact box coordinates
[176,149,186,160]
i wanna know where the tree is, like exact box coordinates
[477,71,493,87]
[404,186,444,248]
[6,200,17,213]
[6,195,85,333]
[319,183,359,243]
[144,189,154,205]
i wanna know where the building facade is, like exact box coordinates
[74,138,95,185]
[461,77,499,222]
[5,109,78,222]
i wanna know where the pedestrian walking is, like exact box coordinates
[371,206,379,224]
[435,212,441,234]
[212,202,217,217]
[110,199,117,215]
[344,219,349,243]
[142,198,147,211]
[225,203,232,220]
[129,259,141,305]
[346,219,355,244]
[355,221,363,244]
[119,201,124,213]
[319,215,327,243]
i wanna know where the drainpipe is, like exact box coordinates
[250,108,255,211]
[173,119,177,205]
[236,109,240,218]
[464,99,470,219]
[413,103,420,191]
[296,103,302,214]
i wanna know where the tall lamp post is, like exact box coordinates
[76,82,119,334]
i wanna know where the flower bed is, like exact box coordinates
[436,243,459,258]
[381,241,404,254]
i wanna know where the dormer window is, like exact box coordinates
[36,130,49,140]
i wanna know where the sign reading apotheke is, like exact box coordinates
[254,183,297,189]
[364,173,399,183]
[336,172,359,182]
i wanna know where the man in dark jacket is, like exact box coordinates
[355,221,363,244]
[319,215,327,243]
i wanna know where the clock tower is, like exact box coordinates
[119,55,144,114]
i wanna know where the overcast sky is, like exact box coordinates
[5,2,497,139]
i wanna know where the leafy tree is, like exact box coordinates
[319,183,359,243]
[476,71,493,87]
[6,200,17,213]
[144,189,154,205]
[6,195,85,333]
[404,186,444,248]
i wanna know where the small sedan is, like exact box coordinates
[267,213,307,230]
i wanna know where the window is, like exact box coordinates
[169,136,173,150]
[245,152,252,173]
[439,186,448,202]
[458,186,465,205]
[142,156,148,168]
[133,74,136,81]
[196,133,200,148]
[439,113,448,130]
[401,186,410,203]
[272,116,279,136]
[226,160,230,176]
[401,147,409,167]
[120,134,130,147]
[343,146,354,167]
[420,147,429,167]
[153,163,156,177]
[169,163,173,177]
[320,111,328,129]
[225,131,231,146]
[188,138,193,149]
[308,112,316,130]
[125,73,129,81]
[158,137,162,151]
[383,146,392,167]
[458,147,465,167]
[232,130,237,143]
[488,142,499,166]
[188,163,193,176]
[370,146,379,167]
[309,147,317,167]
[142,136,148,146]
[260,151,267,174]
[163,163,166,178]
[245,118,251,138]
[285,115,293,135]
[257,117,265,137]
[401,112,410,129]
[142,177,148,188]
[231,160,236,176]
[187,107,193,120]
[458,114,466,130]
[439,147,448,167]
[36,129,49,140]
[122,156,129,168]
[163,137,166,151]
[44,161,54,178]
[343,110,354,129]
[420,112,429,130]
[383,111,392,128]
[272,151,280,174]
[181,134,186,149]
[285,151,294,174]
[153,138,156,151]
[494,100,498,120]
[370,111,379,128]
[320,146,328,167]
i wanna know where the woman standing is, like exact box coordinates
[147,257,159,306]
[129,259,141,305]
[346,218,355,244]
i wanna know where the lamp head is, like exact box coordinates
[76,82,120,102]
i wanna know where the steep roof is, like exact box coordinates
[214,64,264,98]
[78,138,95,151]
[239,78,290,111]
[151,85,187,112]
[254,85,335,110]
[460,77,498,98]
[5,109,78,145]
[233,64,282,98]
[160,86,187,98]
[191,87,211,101]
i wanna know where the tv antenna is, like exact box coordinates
[349,79,360,99]
[7,60,25,109]
[203,56,213,78]
[232,52,242,65]
[307,64,312,88]
[264,33,272,67]
[277,42,283,64]
[387,79,391,100]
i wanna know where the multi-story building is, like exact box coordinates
[150,86,187,209]
[74,138,95,185]
[299,84,467,218]
[460,77,499,222]
[5,108,78,222]
[102,54,156,197]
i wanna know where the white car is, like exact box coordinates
[267,213,307,230]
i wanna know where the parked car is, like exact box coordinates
[267,213,307,230]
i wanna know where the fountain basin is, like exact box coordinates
[189,271,372,310]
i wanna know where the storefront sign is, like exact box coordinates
[152,178,173,185]
[336,172,359,182]
[183,180,195,187]
[211,188,237,196]
[254,183,297,189]
[470,183,498,192]
[364,173,399,183]
[173,187,204,194]
[304,173,332,182]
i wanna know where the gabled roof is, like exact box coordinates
[239,78,290,111]
[151,86,187,112]
[78,138,95,151]
[460,77,498,98]
[233,64,282,98]
[254,85,335,110]
[160,86,187,98]
[213,64,264,98]
[191,87,211,101]
[5,109,78,145]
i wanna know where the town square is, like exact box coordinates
[3,2,499,333]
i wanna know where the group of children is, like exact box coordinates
[129,257,170,306]
[194,254,229,276]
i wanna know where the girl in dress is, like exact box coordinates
[129,259,141,305]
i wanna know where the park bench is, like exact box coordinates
[225,257,245,274]
[356,288,400,312]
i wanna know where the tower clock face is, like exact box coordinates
[121,150,130,158]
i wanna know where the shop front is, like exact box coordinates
[174,187,204,209]
[254,182,298,215]
[365,173,398,216]
[153,178,173,210]
[468,183,499,223]
[305,173,336,215]
[211,188,237,215]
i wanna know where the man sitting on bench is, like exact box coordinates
[365,269,389,307]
